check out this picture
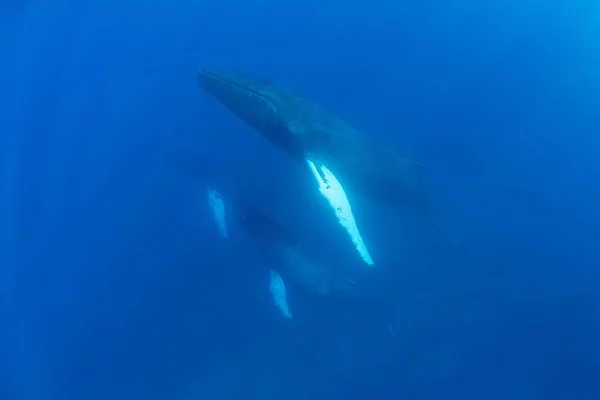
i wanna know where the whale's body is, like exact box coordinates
[197,69,430,215]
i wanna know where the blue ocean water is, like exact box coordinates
[1,0,599,399]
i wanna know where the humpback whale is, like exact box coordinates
[206,187,359,319]
[198,69,430,266]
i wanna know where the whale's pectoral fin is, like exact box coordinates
[305,158,374,267]
[269,269,292,319]
[207,187,229,238]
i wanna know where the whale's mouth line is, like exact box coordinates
[199,70,270,102]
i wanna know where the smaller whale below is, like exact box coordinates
[206,187,360,319]
[198,68,431,266]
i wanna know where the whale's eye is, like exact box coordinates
[336,207,342,212]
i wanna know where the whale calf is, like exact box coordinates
[207,187,359,319]
[198,68,430,266]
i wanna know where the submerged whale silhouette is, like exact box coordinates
[197,69,429,213]
[207,187,359,319]
[198,69,431,266]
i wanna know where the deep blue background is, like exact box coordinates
[1,1,600,399]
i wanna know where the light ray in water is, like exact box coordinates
[306,159,374,266]
[207,187,228,238]
[269,269,292,319]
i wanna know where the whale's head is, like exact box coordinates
[197,68,304,158]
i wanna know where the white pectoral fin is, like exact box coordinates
[306,159,374,266]
[207,187,228,238]
[269,269,292,319]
